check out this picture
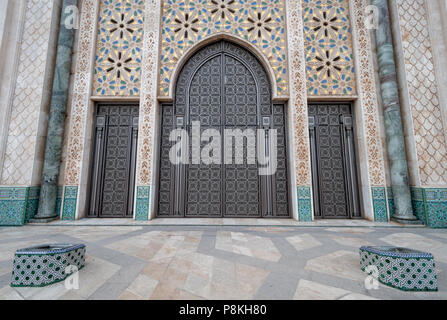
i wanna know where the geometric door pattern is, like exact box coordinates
[187,55,224,217]
[157,41,289,218]
[308,104,361,219]
[89,105,139,218]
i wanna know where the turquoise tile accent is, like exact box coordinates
[0,187,41,226]
[135,186,150,221]
[297,186,312,222]
[0,187,28,226]
[424,189,447,229]
[410,187,447,228]
[61,186,78,221]
[372,187,389,222]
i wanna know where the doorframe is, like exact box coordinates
[308,102,364,220]
[86,102,140,218]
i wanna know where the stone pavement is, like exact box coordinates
[0,223,446,300]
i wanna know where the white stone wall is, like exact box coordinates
[0,0,25,183]
[0,0,59,187]
[392,0,447,188]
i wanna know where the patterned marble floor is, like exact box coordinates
[0,225,445,300]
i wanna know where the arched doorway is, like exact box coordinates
[157,41,290,218]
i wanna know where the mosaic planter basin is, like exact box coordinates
[11,244,86,287]
[360,246,437,292]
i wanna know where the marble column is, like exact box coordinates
[372,0,420,224]
[32,0,77,222]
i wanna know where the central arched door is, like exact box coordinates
[157,41,289,218]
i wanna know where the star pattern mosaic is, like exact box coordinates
[159,0,288,96]
[302,0,356,96]
[93,0,145,96]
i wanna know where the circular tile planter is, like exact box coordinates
[11,244,86,288]
[360,246,437,292]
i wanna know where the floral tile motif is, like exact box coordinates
[93,0,145,96]
[302,0,356,96]
[159,0,288,97]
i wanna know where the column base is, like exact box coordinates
[391,216,424,225]
[29,216,59,224]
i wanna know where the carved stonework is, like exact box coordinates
[350,0,386,187]
[65,0,99,185]
[60,0,391,221]
[286,0,311,187]
[136,0,162,186]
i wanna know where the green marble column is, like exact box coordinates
[32,0,77,222]
[372,0,420,224]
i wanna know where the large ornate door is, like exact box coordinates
[157,41,290,218]
[88,104,139,218]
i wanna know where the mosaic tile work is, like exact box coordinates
[93,0,145,96]
[396,0,447,186]
[61,186,78,221]
[135,186,150,221]
[371,187,388,222]
[0,187,38,226]
[360,246,438,292]
[297,186,312,222]
[424,189,447,229]
[410,188,447,228]
[302,0,356,96]
[159,0,288,97]
[11,244,86,288]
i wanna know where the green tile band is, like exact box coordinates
[372,187,389,222]
[297,186,312,222]
[135,186,151,221]
[0,187,40,226]
[61,186,78,221]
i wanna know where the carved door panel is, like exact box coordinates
[157,41,289,218]
[309,104,361,219]
[88,104,139,218]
